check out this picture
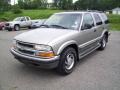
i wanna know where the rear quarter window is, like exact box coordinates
[93,13,103,26]
[100,13,109,24]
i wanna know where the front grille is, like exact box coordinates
[16,41,35,56]
[5,23,9,26]
[17,41,34,49]
[17,48,34,55]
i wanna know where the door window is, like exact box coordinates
[21,17,26,21]
[26,17,30,21]
[100,13,109,24]
[81,13,94,30]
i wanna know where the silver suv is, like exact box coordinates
[11,11,110,75]
[5,16,32,31]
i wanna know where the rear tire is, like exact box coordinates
[98,35,107,50]
[57,47,77,75]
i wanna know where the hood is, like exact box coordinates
[7,21,19,24]
[14,28,77,45]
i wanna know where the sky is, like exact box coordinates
[11,0,78,5]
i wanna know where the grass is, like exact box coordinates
[0,9,120,30]
[108,14,120,31]
[0,9,63,20]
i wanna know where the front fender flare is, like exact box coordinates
[57,40,78,55]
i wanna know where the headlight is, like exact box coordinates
[9,23,13,25]
[34,45,52,51]
[34,45,55,58]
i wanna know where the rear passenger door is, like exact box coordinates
[100,13,109,31]
[79,13,97,54]
[93,13,103,37]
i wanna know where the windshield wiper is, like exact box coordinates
[50,24,69,29]
[40,24,49,28]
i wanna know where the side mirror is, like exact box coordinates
[105,20,109,24]
[21,19,24,22]
[81,23,93,30]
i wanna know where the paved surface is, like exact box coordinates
[0,30,120,90]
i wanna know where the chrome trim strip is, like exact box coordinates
[79,37,101,48]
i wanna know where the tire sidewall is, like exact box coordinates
[58,47,77,75]
[99,35,107,50]
[14,25,20,31]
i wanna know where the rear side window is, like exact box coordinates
[100,13,109,24]
[93,14,103,26]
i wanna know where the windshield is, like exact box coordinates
[43,13,82,30]
[13,17,22,21]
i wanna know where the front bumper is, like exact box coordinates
[31,25,40,28]
[10,48,60,69]
[5,26,13,31]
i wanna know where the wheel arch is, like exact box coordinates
[104,31,109,42]
[14,24,20,27]
[101,30,109,42]
[57,41,79,60]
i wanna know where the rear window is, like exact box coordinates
[100,13,109,24]
[93,14,103,26]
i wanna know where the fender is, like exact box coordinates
[101,29,108,38]
[57,40,78,55]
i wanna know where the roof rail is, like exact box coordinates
[87,10,104,13]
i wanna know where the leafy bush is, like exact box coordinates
[108,15,120,24]
[0,17,9,21]
[11,5,22,14]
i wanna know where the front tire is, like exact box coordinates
[57,47,77,75]
[14,25,20,31]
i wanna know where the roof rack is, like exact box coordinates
[64,10,104,13]
[87,10,104,13]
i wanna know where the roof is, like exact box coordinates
[112,7,120,11]
[55,10,103,14]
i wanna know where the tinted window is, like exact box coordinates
[26,17,30,20]
[14,17,22,21]
[93,14,103,25]
[100,13,109,24]
[81,13,94,30]
[21,17,26,21]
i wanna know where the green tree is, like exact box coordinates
[18,0,47,9]
[74,0,120,11]
[58,0,73,10]
[0,0,10,12]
